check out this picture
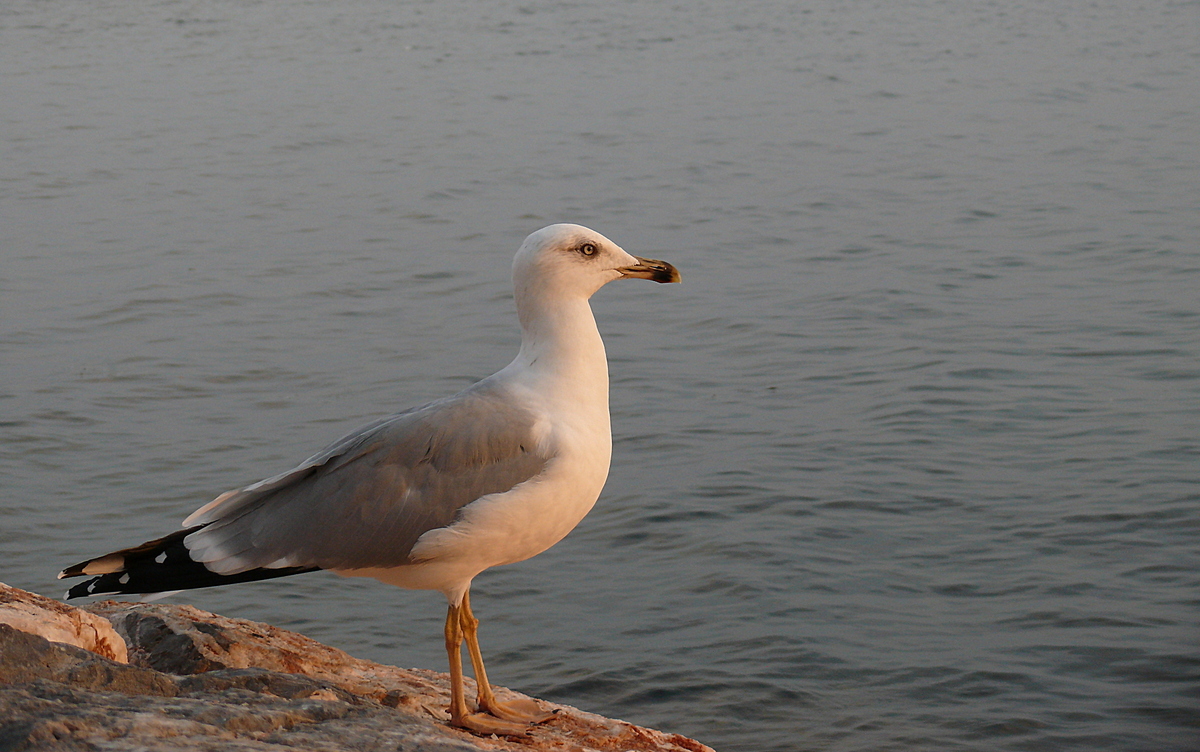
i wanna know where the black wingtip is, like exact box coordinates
[60,525,320,599]
[64,574,123,600]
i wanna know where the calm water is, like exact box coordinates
[2,1,1198,750]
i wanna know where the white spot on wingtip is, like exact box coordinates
[155,552,168,564]
[118,574,130,585]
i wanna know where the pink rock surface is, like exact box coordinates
[0,582,127,662]
[0,585,714,752]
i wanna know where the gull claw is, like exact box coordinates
[454,712,536,737]
[481,697,556,725]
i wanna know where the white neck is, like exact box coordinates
[503,294,611,415]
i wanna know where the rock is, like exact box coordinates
[86,600,456,719]
[0,624,173,696]
[0,582,127,663]
[0,586,714,752]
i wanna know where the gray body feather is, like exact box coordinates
[184,376,550,573]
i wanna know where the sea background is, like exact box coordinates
[2,1,1197,750]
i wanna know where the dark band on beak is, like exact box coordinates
[619,256,681,284]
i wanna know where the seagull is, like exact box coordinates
[59,224,680,736]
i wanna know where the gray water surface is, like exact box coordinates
[3,1,1198,750]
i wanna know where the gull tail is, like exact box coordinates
[59,525,319,599]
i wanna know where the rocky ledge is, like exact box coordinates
[0,583,712,752]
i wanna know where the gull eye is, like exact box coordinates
[578,243,598,258]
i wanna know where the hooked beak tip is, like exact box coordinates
[619,256,681,284]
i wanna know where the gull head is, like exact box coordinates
[513,224,680,303]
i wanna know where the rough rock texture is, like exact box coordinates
[0,583,127,663]
[0,586,714,752]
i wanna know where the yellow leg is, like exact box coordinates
[460,591,554,725]
[443,593,547,736]
[443,602,472,726]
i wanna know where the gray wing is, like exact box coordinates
[182,378,551,573]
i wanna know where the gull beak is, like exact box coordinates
[618,256,681,284]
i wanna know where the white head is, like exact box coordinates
[512,224,679,306]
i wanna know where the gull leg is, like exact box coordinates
[460,591,555,725]
[443,602,472,726]
[444,599,533,737]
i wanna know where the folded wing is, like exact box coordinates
[61,378,552,597]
